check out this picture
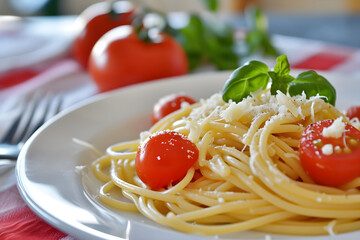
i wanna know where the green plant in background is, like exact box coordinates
[245,6,280,57]
[146,0,279,72]
[166,14,239,71]
[167,1,279,71]
[166,0,239,71]
[201,0,219,12]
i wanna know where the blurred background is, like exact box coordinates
[0,0,359,47]
[1,2,360,239]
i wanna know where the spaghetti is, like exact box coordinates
[90,89,360,236]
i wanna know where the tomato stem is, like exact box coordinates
[137,27,152,43]
[132,13,150,43]
[132,10,165,44]
[107,0,126,21]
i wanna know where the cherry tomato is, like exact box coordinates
[88,25,188,92]
[72,1,135,69]
[346,106,360,120]
[299,119,360,187]
[135,130,198,190]
[152,94,196,124]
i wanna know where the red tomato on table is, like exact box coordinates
[135,131,198,190]
[299,119,360,187]
[346,106,360,121]
[88,25,188,92]
[152,94,196,124]
[72,1,135,69]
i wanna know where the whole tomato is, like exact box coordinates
[72,1,135,69]
[88,25,188,92]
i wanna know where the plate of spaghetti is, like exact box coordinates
[17,56,360,240]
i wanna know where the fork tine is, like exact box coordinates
[52,95,63,115]
[15,95,41,144]
[1,94,39,144]
[1,108,23,143]
[18,95,49,143]
[24,94,63,142]
[0,93,63,161]
[1,93,63,145]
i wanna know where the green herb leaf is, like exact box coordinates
[166,14,239,71]
[222,61,270,103]
[288,70,336,106]
[269,55,294,95]
[201,0,219,12]
[203,20,239,70]
[174,15,205,71]
[245,6,280,57]
[222,55,337,106]
[247,6,268,32]
[273,55,291,75]
[260,33,279,56]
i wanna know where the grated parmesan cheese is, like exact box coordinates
[221,100,250,122]
[276,91,300,117]
[322,144,334,155]
[322,117,345,138]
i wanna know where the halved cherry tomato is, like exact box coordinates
[299,119,360,187]
[135,130,198,190]
[88,25,188,92]
[152,94,196,124]
[346,106,360,120]
[72,1,135,69]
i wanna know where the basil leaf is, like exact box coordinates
[269,73,295,95]
[273,54,291,75]
[222,61,269,103]
[288,70,336,106]
[269,55,294,95]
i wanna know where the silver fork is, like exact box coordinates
[0,93,62,161]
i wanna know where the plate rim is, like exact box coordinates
[15,71,231,240]
[15,70,360,240]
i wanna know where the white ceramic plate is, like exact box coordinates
[16,71,360,240]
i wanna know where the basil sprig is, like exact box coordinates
[268,55,295,95]
[222,55,336,106]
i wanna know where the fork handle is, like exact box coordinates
[0,143,22,160]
